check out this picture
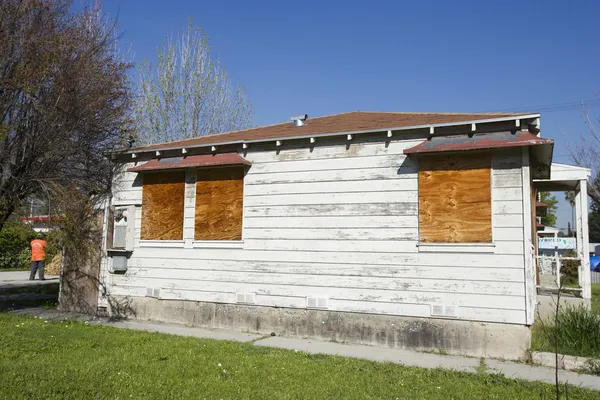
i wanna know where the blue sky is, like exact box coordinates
[98,0,600,228]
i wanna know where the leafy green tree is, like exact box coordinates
[540,192,558,227]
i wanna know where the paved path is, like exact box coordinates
[0,271,59,310]
[0,270,59,282]
[10,308,600,392]
[0,271,59,293]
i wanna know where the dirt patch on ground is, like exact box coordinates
[45,254,62,276]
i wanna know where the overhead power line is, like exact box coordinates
[487,99,600,114]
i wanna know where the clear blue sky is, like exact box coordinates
[98,0,600,229]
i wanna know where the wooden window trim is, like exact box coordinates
[417,242,496,253]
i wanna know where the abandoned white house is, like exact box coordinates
[99,111,592,359]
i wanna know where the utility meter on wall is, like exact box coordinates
[112,208,128,249]
[107,205,135,273]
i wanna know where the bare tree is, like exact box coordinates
[0,0,132,231]
[134,19,254,145]
[566,101,600,203]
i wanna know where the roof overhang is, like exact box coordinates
[404,130,553,179]
[119,114,540,157]
[533,163,592,191]
[127,153,251,173]
[404,130,552,154]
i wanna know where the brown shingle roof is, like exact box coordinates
[131,111,534,152]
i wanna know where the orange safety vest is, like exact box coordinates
[31,239,48,262]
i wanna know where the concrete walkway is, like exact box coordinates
[0,270,59,283]
[0,271,59,310]
[0,271,60,293]
[10,308,600,392]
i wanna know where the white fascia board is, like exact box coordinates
[126,114,540,156]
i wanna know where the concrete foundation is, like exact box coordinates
[107,296,531,360]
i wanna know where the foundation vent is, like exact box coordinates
[146,287,161,298]
[431,304,458,318]
[236,293,256,304]
[306,296,328,309]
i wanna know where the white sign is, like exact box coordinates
[538,237,577,250]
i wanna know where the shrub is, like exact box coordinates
[561,249,580,286]
[533,305,600,359]
[0,221,36,269]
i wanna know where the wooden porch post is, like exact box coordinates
[576,181,591,299]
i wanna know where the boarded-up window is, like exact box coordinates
[141,171,185,240]
[195,167,244,240]
[418,153,492,243]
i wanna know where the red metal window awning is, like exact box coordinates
[127,153,251,172]
[404,131,553,155]
[404,130,554,179]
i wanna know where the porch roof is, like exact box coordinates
[533,163,591,191]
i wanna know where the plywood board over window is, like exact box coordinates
[141,171,185,240]
[418,153,492,243]
[195,167,244,241]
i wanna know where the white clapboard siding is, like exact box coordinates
[243,228,417,241]
[101,141,530,326]
[160,288,235,304]
[462,307,525,324]
[244,215,419,229]
[245,191,417,207]
[494,187,523,201]
[494,200,523,215]
[106,282,524,324]
[244,239,419,253]
[155,284,525,311]
[325,300,524,324]
[112,273,524,299]
[494,214,524,228]
[130,246,525,268]
[494,227,524,241]
[492,172,522,187]
[244,203,418,217]
[113,189,142,205]
[250,155,410,174]
[494,241,525,255]
[126,259,524,282]
[244,140,421,163]
[245,168,417,185]
[244,179,418,196]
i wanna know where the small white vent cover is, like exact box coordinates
[236,293,256,304]
[431,304,458,318]
[306,296,328,309]
[146,287,161,298]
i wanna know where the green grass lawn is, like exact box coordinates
[591,283,600,314]
[531,283,600,360]
[0,313,598,399]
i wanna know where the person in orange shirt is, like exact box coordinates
[30,233,48,280]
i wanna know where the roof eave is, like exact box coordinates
[119,113,540,157]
